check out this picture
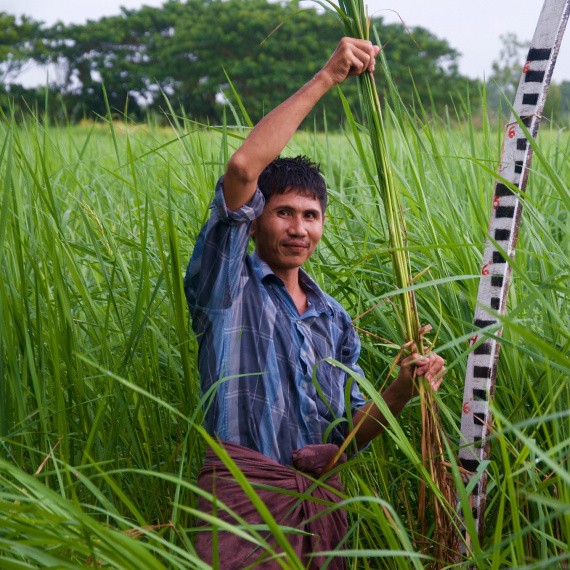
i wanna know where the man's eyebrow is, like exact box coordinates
[271,203,322,216]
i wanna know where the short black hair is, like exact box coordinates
[258,155,328,212]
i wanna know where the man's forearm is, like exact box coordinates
[352,377,416,448]
[222,38,380,212]
[223,72,335,210]
[352,352,446,449]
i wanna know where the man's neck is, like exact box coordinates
[273,267,299,293]
[274,268,308,315]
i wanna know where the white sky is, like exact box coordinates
[3,0,570,84]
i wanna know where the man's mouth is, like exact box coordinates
[282,241,308,251]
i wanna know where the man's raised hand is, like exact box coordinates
[318,37,380,87]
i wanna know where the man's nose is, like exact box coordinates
[288,215,307,235]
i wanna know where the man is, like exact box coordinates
[184,37,445,569]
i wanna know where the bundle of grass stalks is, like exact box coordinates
[325,0,460,564]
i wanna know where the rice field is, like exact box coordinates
[0,94,568,568]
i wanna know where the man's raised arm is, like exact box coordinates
[222,37,380,212]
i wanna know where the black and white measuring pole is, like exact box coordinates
[458,0,569,545]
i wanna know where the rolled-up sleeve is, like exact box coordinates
[184,177,265,311]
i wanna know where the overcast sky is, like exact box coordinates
[4,0,570,84]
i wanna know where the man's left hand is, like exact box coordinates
[398,352,446,395]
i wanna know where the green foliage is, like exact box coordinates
[0,13,45,82]
[485,33,521,122]
[488,32,529,104]
[0,76,568,566]
[373,23,464,112]
[0,0,476,125]
[543,79,570,123]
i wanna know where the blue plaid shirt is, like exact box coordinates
[184,178,367,465]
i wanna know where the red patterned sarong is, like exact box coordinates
[195,442,347,569]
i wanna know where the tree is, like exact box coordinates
[487,32,529,115]
[157,0,344,123]
[0,0,478,125]
[375,23,464,104]
[0,13,45,83]
[149,0,473,125]
[543,80,570,124]
[36,4,181,119]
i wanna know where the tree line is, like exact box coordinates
[1,0,567,125]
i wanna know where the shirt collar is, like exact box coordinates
[250,251,332,315]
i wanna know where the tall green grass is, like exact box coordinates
[0,84,568,568]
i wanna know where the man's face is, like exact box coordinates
[251,190,325,276]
